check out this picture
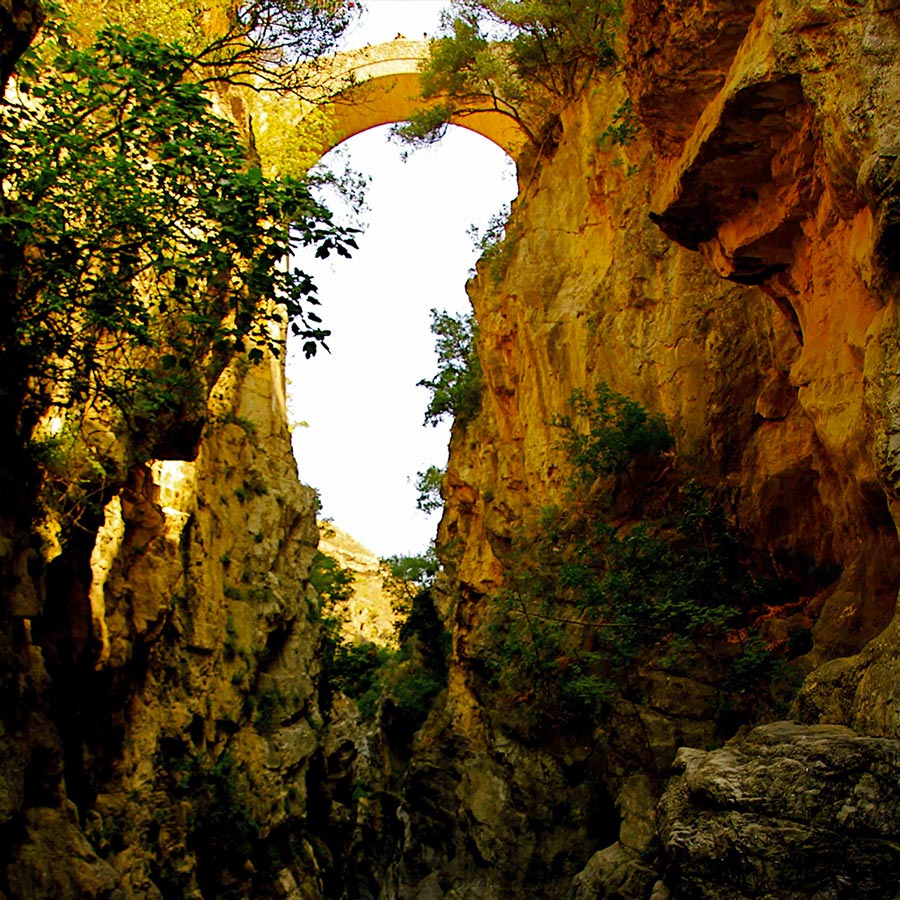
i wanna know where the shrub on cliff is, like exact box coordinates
[552,381,673,512]
[486,384,797,738]
[393,0,623,151]
[418,308,483,428]
[414,465,446,514]
[315,547,449,737]
[552,383,673,481]
[1,18,356,534]
[382,546,441,613]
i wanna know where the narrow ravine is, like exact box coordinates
[3,2,900,899]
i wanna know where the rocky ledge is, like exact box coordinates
[658,721,900,899]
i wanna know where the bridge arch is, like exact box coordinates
[304,39,530,161]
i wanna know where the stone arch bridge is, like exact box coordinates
[294,38,531,161]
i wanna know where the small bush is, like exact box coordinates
[418,308,482,429]
[485,385,797,737]
[330,641,394,701]
[223,616,239,660]
[381,547,440,617]
[223,584,245,601]
[390,671,444,725]
[552,382,673,482]
[310,551,355,606]
[253,685,284,735]
[415,466,445,515]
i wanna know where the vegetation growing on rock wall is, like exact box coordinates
[67,0,355,93]
[377,586,449,744]
[393,0,623,151]
[415,464,446,514]
[315,548,449,733]
[485,383,801,739]
[1,13,356,538]
[382,547,441,614]
[467,199,523,282]
[418,308,483,428]
[154,745,317,899]
[553,383,673,481]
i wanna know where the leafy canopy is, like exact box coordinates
[418,308,483,428]
[552,383,673,481]
[485,384,796,737]
[0,23,357,452]
[65,0,358,93]
[393,0,624,150]
[414,465,446,515]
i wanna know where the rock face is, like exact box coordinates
[383,1,900,898]
[5,1,900,898]
[1,353,329,897]
[318,522,397,647]
[658,722,900,899]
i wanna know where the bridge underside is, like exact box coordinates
[327,72,529,160]
[306,39,530,161]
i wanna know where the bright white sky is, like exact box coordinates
[285,1,518,559]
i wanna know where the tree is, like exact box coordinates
[552,383,673,482]
[381,547,440,616]
[0,19,356,530]
[66,0,358,94]
[418,308,483,428]
[483,386,796,737]
[393,0,623,151]
[414,465,445,514]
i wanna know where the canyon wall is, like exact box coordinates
[2,348,333,898]
[4,1,900,898]
[0,10,333,890]
[381,1,900,897]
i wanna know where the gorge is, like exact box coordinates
[3,1,900,898]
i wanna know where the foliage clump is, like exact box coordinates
[68,0,357,92]
[418,308,483,429]
[466,201,523,283]
[314,548,448,734]
[1,11,358,543]
[382,546,441,615]
[393,0,624,151]
[414,465,446,515]
[485,383,800,739]
[154,745,314,899]
[552,383,673,480]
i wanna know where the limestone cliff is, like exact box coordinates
[2,352,330,898]
[0,12,332,895]
[5,1,900,898]
[380,1,900,898]
[317,523,398,647]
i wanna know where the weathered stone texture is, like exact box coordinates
[658,722,900,899]
[399,0,900,896]
[0,351,328,898]
[5,0,900,896]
